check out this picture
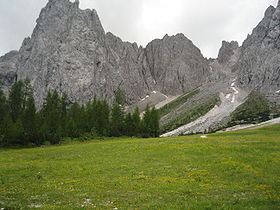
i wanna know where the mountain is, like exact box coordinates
[0,0,209,106]
[236,2,280,103]
[0,0,279,135]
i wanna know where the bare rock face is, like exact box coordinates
[16,0,110,104]
[104,32,154,104]
[237,2,280,103]
[0,51,19,93]
[217,41,239,64]
[1,0,279,107]
[145,34,210,95]
[1,0,210,106]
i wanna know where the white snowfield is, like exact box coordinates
[161,81,248,137]
[276,90,280,93]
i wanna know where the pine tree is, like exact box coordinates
[40,90,62,144]
[0,88,7,128]
[2,114,24,145]
[0,89,7,144]
[142,105,151,138]
[124,112,134,136]
[66,102,82,137]
[132,107,141,137]
[110,89,126,137]
[60,93,69,136]
[8,81,24,122]
[141,106,160,138]
[110,103,125,137]
[95,99,110,136]
[22,96,37,144]
[150,107,160,137]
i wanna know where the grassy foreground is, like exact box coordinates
[0,125,280,209]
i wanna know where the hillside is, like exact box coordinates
[0,124,280,209]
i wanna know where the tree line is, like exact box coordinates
[0,80,159,146]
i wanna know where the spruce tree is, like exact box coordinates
[110,89,126,137]
[40,90,61,144]
[110,102,125,137]
[22,96,37,144]
[8,81,24,122]
[124,112,134,136]
[150,107,160,137]
[132,107,141,137]
[142,105,151,138]
[0,88,7,143]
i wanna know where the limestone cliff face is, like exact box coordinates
[236,2,280,102]
[0,0,210,105]
[145,34,210,95]
[217,41,239,64]
[0,0,279,106]
[16,0,109,104]
[0,51,18,93]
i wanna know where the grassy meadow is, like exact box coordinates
[0,124,280,209]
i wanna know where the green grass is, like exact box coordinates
[161,95,220,133]
[158,89,200,117]
[0,124,280,209]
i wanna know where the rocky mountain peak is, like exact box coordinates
[237,1,280,103]
[217,41,239,64]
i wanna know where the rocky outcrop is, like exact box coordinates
[217,41,239,64]
[0,51,18,93]
[145,34,210,95]
[237,2,280,103]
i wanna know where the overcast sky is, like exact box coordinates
[0,0,277,58]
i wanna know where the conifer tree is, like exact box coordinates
[0,88,7,128]
[22,96,37,144]
[132,107,141,137]
[142,105,152,138]
[8,81,24,122]
[150,107,160,137]
[110,89,126,137]
[110,102,125,137]
[40,90,61,144]
[124,112,134,136]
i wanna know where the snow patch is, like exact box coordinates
[152,91,157,94]
[141,95,150,101]
[231,82,235,87]
[276,90,280,93]
[200,135,207,138]
[162,93,168,98]
[226,94,231,99]
[231,94,236,103]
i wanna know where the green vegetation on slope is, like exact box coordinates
[228,91,270,127]
[158,88,199,117]
[161,95,220,133]
[1,124,279,209]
